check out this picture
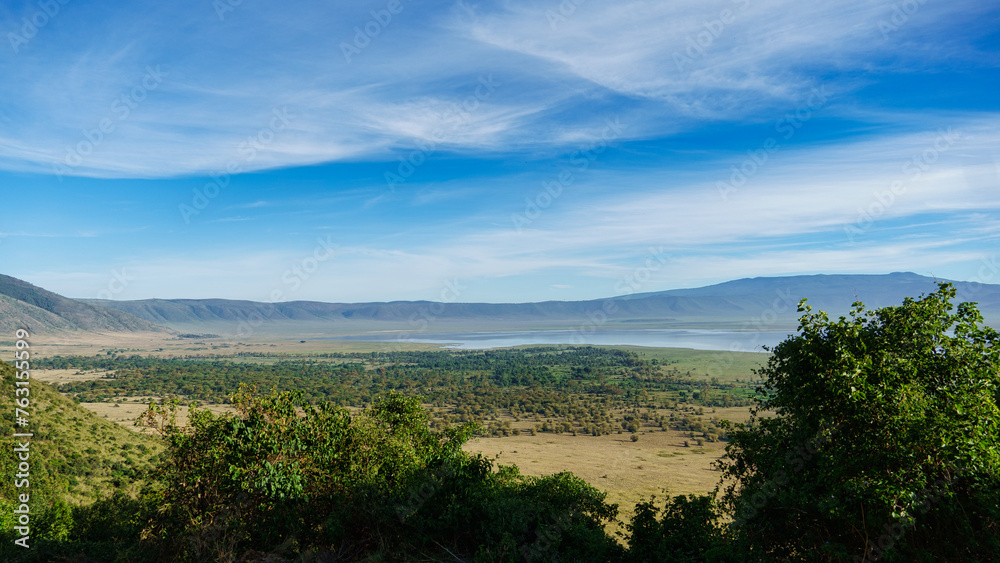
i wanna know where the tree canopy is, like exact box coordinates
[719,282,1000,561]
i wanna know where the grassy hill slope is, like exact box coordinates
[0,360,163,506]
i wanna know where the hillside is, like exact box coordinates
[0,360,163,505]
[0,274,170,334]
[82,272,1000,332]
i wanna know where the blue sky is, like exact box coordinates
[0,0,998,303]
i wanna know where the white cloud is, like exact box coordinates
[455,0,983,109]
[0,0,991,178]
[29,118,994,302]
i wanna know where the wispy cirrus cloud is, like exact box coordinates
[24,117,996,302]
[0,0,994,178]
[2,0,997,303]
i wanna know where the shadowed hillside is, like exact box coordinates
[0,275,170,334]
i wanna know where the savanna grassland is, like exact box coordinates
[28,342,766,511]
[4,285,999,561]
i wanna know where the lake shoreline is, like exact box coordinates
[315,328,792,352]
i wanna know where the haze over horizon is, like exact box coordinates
[1,0,998,303]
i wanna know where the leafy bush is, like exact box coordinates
[627,494,728,562]
[719,283,1000,561]
[135,386,622,561]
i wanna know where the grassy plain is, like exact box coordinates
[463,405,755,508]
[0,330,444,360]
[52,379,754,505]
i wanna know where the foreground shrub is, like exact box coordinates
[136,387,622,561]
[627,493,728,562]
[719,283,1000,561]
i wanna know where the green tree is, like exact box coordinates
[719,283,1000,561]
[137,386,622,561]
[627,494,726,562]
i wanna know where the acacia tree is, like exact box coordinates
[719,283,1000,561]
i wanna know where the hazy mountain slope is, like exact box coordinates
[0,274,170,334]
[82,272,1000,332]
[0,294,80,333]
[632,272,1000,316]
[81,297,602,324]
[639,272,950,302]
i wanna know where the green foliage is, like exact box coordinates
[137,386,622,561]
[45,347,754,408]
[0,278,59,312]
[719,283,1000,561]
[0,360,162,562]
[627,494,728,562]
[4,347,752,561]
[44,347,755,438]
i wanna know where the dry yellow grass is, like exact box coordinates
[30,368,116,384]
[0,330,441,360]
[465,431,720,506]
[79,400,238,434]
[463,405,753,511]
[31,368,240,434]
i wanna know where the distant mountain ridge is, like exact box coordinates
[0,274,170,334]
[627,272,1000,314]
[77,272,1000,333]
[3,272,996,337]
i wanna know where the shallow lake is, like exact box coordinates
[325,328,792,351]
